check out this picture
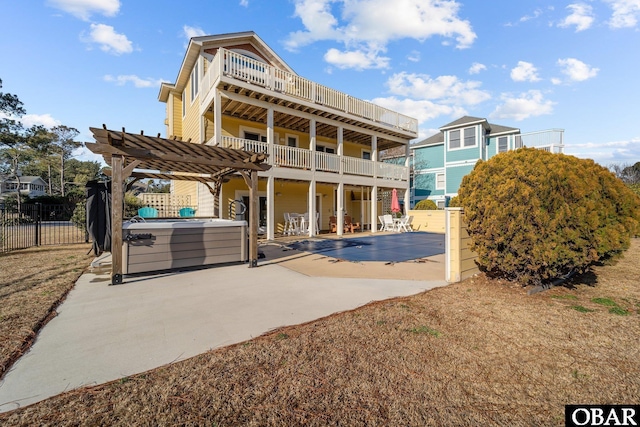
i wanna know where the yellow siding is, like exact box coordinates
[171,93,182,138]
[407,210,446,233]
[182,80,201,142]
[446,209,480,283]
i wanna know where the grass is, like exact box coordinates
[0,239,639,426]
[0,243,92,377]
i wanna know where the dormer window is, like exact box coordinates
[190,60,200,103]
[449,126,477,150]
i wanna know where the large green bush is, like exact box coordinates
[414,199,438,210]
[456,148,640,286]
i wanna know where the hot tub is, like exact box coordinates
[122,218,248,274]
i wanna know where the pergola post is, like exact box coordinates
[110,154,124,285]
[248,170,259,267]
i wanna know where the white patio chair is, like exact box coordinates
[284,212,299,236]
[397,215,414,232]
[378,215,385,231]
[382,214,395,232]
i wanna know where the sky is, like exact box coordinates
[1,0,639,167]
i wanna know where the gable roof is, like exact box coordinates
[439,116,487,130]
[411,131,444,149]
[159,31,295,102]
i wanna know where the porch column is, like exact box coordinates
[267,175,275,240]
[308,180,316,236]
[404,143,411,213]
[337,182,344,235]
[214,88,222,145]
[371,185,378,233]
[266,108,275,240]
[337,126,344,235]
[309,118,316,170]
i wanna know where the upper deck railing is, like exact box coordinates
[516,129,564,153]
[217,136,408,181]
[201,48,418,135]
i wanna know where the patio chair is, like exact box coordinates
[284,213,299,236]
[179,207,195,217]
[344,215,360,233]
[397,215,413,232]
[382,214,395,232]
[329,216,337,233]
[138,207,158,218]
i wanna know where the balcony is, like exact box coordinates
[201,48,418,136]
[218,136,408,181]
[516,129,564,153]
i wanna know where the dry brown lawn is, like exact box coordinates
[0,244,93,377]
[0,240,639,426]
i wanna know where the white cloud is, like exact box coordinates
[370,96,467,123]
[520,8,543,22]
[386,72,491,106]
[556,58,599,82]
[104,75,165,88]
[559,3,595,31]
[468,62,487,74]
[604,0,640,28]
[285,0,476,70]
[239,0,249,6]
[566,137,640,165]
[324,47,389,70]
[510,61,541,82]
[183,25,206,40]
[21,113,62,129]
[490,90,555,121]
[47,0,120,20]
[407,50,421,62]
[85,23,133,55]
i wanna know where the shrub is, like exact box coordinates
[414,199,438,210]
[456,148,640,286]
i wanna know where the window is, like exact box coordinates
[515,135,523,149]
[190,60,199,102]
[286,135,298,147]
[244,131,266,142]
[316,145,335,154]
[463,127,476,147]
[362,150,371,160]
[498,137,508,153]
[449,130,460,149]
[436,173,445,190]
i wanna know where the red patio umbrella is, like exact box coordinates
[391,188,401,215]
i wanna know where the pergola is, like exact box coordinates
[86,126,271,285]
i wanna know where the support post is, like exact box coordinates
[249,170,259,267]
[111,154,124,285]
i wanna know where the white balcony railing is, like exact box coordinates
[217,136,407,181]
[516,129,564,153]
[201,48,418,134]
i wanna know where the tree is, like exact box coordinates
[0,78,26,148]
[609,162,640,185]
[50,125,81,197]
[456,148,640,287]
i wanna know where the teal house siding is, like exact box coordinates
[414,144,444,169]
[413,172,442,198]
[446,164,474,195]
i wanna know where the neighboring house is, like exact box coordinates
[411,116,564,208]
[158,31,417,238]
[0,175,47,200]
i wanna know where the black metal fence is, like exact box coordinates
[0,203,88,253]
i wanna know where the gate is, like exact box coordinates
[0,203,88,253]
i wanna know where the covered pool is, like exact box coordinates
[286,232,445,263]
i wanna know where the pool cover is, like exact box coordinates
[287,232,445,263]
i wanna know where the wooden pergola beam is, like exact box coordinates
[88,127,271,285]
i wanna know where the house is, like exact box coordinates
[0,175,47,200]
[158,31,417,238]
[411,116,564,208]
